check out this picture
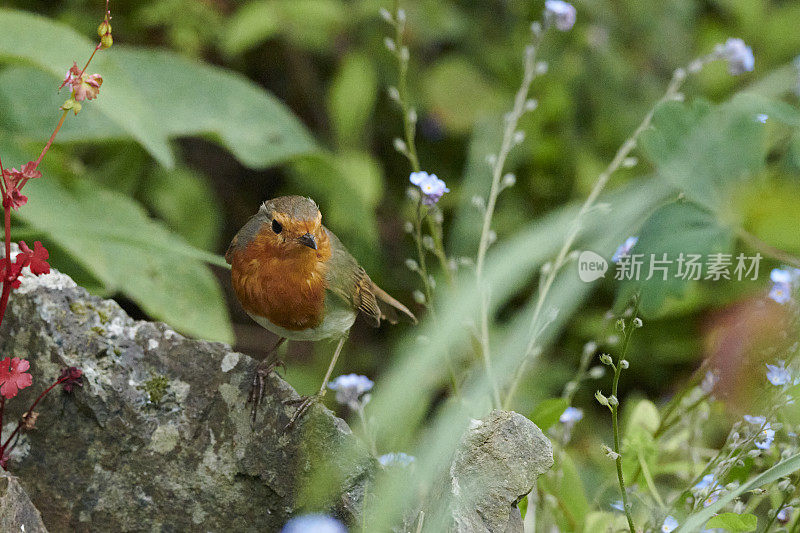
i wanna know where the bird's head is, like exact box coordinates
[256,196,327,256]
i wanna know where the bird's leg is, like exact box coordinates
[248,336,286,427]
[285,336,347,429]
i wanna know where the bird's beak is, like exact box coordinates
[298,233,317,250]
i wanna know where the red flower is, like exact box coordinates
[58,366,83,393]
[0,357,33,399]
[60,62,103,102]
[17,241,50,276]
[19,162,41,181]
[0,259,22,289]
[3,189,28,210]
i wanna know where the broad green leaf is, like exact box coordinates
[704,513,758,532]
[328,53,378,149]
[539,453,589,531]
[220,0,346,56]
[676,453,800,532]
[616,200,734,316]
[625,399,660,438]
[639,98,766,212]
[14,176,233,344]
[529,398,569,432]
[0,9,317,168]
[734,180,800,255]
[142,166,223,251]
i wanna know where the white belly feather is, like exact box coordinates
[247,307,356,342]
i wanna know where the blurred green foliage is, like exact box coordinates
[2,0,800,529]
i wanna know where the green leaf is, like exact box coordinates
[676,453,800,532]
[220,0,346,56]
[703,513,758,532]
[14,176,233,344]
[615,200,734,316]
[142,166,223,251]
[539,453,589,531]
[625,399,661,438]
[529,398,569,432]
[0,9,317,168]
[328,53,378,149]
[640,98,766,212]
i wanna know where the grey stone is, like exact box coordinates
[445,410,554,533]
[0,472,48,533]
[0,266,372,532]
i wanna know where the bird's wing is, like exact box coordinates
[324,227,417,327]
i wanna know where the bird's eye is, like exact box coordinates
[271,219,283,234]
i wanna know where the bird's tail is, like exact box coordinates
[371,283,418,325]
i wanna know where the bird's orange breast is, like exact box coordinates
[229,228,331,331]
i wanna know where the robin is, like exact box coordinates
[226,196,416,426]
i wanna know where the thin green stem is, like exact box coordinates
[611,313,638,533]
[476,29,544,409]
[389,2,453,302]
[503,62,692,408]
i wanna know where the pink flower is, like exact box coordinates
[0,259,22,289]
[3,189,27,210]
[58,367,83,393]
[59,62,103,101]
[17,241,50,276]
[0,357,33,399]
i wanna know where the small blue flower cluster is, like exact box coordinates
[769,267,800,304]
[544,0,576,31]
[743,415,776,450]
[612,236,638,264]
[378,452,416,467]
[328,373,374,410]
[410,171,450,206]
[281,514,347,533]
[720,38,755,75]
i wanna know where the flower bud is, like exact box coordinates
[101,33,113,49]
[599,353,613,365]
[615,319,625,332]
[620,360,629,369]
[633,317,643,328]
[602,444,619,460]
[379,8,393,22]
[595,390,609,407]
[412,290,426,304]
[422,235,435,250]
[405,258,419,272]
[384,37,396,52]
[608,395,619,407]
[98,20,112,37]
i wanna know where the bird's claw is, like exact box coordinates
[284,393,322,430]
[247,358,281,428]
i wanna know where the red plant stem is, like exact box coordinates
[29,109,70,180]
[0,154,6,197]
[2,377,67,453]
[0,202,12,330]
[78,43,102,79]
[0,397,5,451]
